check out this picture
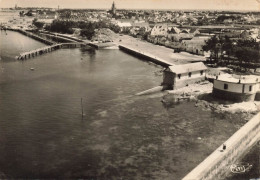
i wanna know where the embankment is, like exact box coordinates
[119,45,173,67]
[182,112,260,180]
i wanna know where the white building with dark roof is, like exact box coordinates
[162,62,207,89]
[213,74,260,102]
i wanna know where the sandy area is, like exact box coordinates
[167,81,213,96]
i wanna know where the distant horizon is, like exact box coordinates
[1,7,260,13]
[0,0,259,11]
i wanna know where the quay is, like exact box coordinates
[39,32,80,43]
[16,42,86,60]
[119,44,174,67]
[182,112,260,180]
[88,42,116,49]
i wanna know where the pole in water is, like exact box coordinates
[81,98,85,119]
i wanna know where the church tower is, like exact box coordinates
[111,1,116,15]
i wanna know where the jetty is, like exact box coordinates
[4,28,90,60]
[16,42,86,60]
[182,112,260,180]
[88,42,116,49]
[7,28,55,45]
[119,44,174,67]
[39,32,80,43]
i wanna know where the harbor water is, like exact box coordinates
[0,30,256,179]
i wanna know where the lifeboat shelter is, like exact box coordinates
[213,74,260,102]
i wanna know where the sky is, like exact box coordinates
[0,0,259,11]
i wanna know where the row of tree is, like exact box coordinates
[43,20,121,40]
[203,35,260,71]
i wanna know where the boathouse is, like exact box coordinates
[213,74,260,102]
[162,62,207,90]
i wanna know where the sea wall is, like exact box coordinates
[119,45,173,67]
[182,112,260,180]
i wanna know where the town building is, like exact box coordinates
[181,36,211,55]
[213,74,260,102]
[108,1,116,17]
[162,62,207,90]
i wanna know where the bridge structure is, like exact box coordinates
[16,42,86,60]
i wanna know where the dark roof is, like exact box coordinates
[190,28,200,34]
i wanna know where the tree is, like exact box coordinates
[32,18,44,29]
[234,47,260,71]
[222,36,234,62]
[25,10,33,16]
[80,27,95,40]
[203,35,220,62]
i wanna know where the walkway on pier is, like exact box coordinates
[16,42,86,60]
[182,112,260,180]
[39,32,79,43]
[119,44,174,67]
[17,44,62,60]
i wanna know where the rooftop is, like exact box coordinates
[216,74,260,84]
[168,62,207,74]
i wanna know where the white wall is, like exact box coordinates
[182,113,260,180]
[175,71,205,81]
[214,80,258,94]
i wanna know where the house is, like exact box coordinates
[162,62,207,90]
[181,36,210,55]
[213,74,260,102]
[150,24,168,36]
[240,30,251,40]
[117,21,132,32]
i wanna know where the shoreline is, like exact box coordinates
[8,28,260,117]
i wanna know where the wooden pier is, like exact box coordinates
[87,42,116,49]
[16,42,86,60]
[17,44,62,60]
[7,28,55,45]
[118,44,174,67]
[4,28,90,60]
[39,32,79,43]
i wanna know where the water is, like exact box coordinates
[0,30,250,179]
[225,143,260,180]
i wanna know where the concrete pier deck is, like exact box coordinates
[17,42,86,60]
[119,45,173,67]
[39,32,79,43]
[115,35,206,66]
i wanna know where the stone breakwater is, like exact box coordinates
[182,112,260,180]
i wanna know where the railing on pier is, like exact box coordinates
[16,44,63,60]
[39,32,79,43]
[16,42,87,60]
[182,112,260,180]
